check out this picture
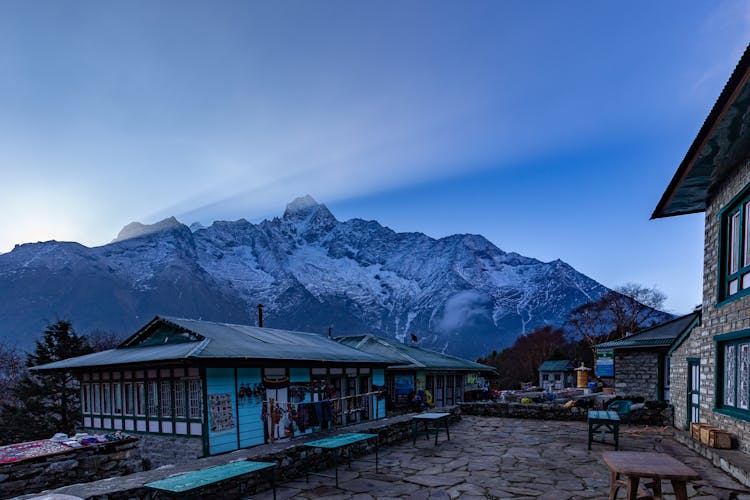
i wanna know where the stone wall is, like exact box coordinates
[459,401,673,426]
[0,438,141,498]
[673,161,750,453]
[26,409,461,499]
[614,349,661,400]
[132,433,203,469]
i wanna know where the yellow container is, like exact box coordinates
[574,363,591,388]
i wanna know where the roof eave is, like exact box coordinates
[653,43,750,219]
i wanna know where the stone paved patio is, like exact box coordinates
[255,416,750,499]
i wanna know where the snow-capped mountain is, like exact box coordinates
[1,196,614,358]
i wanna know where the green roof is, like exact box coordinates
[538,360,575,372]
[335,334,496,374]
[593,311,700,350]
[32,316,391,371]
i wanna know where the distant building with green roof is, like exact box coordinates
[538,359,576,390]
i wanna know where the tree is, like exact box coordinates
[0,344,23,408]
[567,283,667,375]
[568,283,667,348]
[0,320,93,444]
[479,326,575,389]
[86,329,124,352]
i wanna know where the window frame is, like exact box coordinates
[715,329,750,421]
[718,186,750,305]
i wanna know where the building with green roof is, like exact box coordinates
[537,360,576,390]
[33,315,392,465]
[592,311,700,401]
[335,333,496,408]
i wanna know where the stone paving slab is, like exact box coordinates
[252,416,750,499]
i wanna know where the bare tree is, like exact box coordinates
[567,284,668,371]
[86,329,124,352]
[0,344,24,407]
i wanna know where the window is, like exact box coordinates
[135,382,146,416]
[82,383,90,413]
[124,382,134,415]
[542,374,549,381]
[188,379,202,419]
[719,192,750,302]
[113,383,122,414]
[160,380,172,417]
[102,383,111,414]
[174,381,186,417]
[92,383,101,413]
[718,332,750,417]
[147,381,159,416]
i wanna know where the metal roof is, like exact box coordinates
[653,43,750,218]
[593,311,700,350]
[33,316,390,371]
[538,360,575,372]
[335,334,497,373]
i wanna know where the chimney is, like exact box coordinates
[257,304,264,328]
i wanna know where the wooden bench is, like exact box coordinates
[602,451,700,500]
[144,460,277,499]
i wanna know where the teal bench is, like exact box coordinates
[588,410,620,450]
[412,412,451,446]
[145,460,277,499]
[303,432,378,488]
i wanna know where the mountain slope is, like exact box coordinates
[1,196,627,358]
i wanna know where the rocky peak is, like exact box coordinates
[113,216,188,243]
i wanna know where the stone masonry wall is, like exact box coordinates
[0,438,141,498]
[129,433,203,469]
[459,401,673,426]
[28,409,461,499]
[692,160,750,453]
[614,349,660,400]
[670,321,705,432]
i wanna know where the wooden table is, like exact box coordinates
[588,410,620,450]
[412,412,451,446]
[144,460,277,499]
[303,432,378,488]
[602,451,700,500]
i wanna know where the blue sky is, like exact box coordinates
[1,1,748,314]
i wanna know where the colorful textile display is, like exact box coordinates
[0,440,71,463]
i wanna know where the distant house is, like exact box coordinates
[652,43,750,454]
[32,316,390,466]
[593,311,700,401]
[538,360,576,390]
[336,334,497,407]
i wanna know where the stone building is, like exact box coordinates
[336,334,496,408]
[652,43,750,452]
[593,311,700,401]
[32,316,390,466]
[538,360,576,391]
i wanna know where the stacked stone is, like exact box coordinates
[614,350,661,400]
[0,438,141,498]
[458,401,672,426]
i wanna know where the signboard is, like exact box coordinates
[596,349,614,377]
[394,374,414,405]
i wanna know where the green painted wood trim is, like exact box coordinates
[657,355,665,403]
[717,183,750,305]
[200,366,209,457]
[714,407,750,422]
[687,358,700,430]
[716,329,750,342]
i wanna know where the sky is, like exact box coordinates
[1,1,749,314]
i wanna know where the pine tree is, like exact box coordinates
[0,320,93,444]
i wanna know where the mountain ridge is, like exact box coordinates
[0,196,644,358]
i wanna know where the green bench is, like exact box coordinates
[144,460,277,499]
[588,410,620,450]
[303,432,378,488]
